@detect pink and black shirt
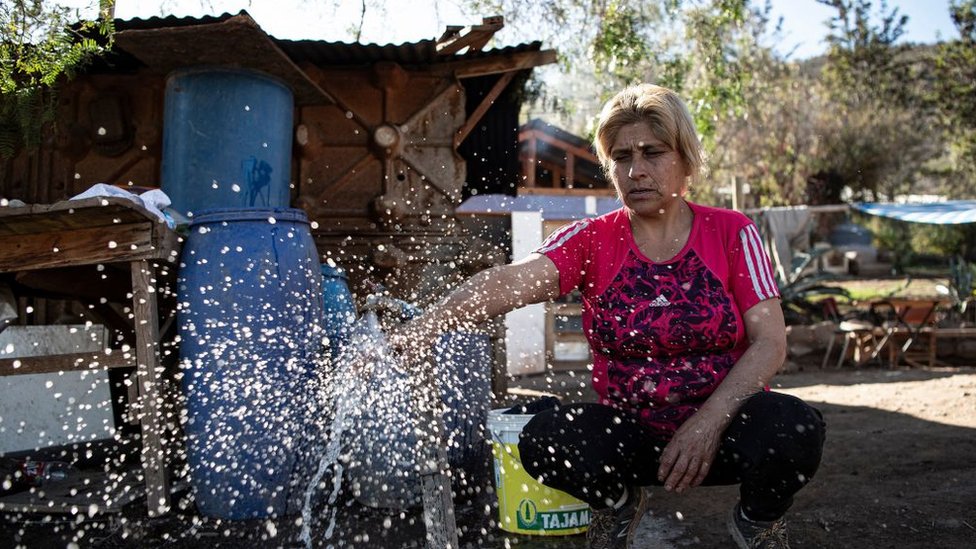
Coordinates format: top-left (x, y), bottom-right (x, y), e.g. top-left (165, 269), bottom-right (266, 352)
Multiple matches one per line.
top-left (535, 202), bottom-right (779, 437)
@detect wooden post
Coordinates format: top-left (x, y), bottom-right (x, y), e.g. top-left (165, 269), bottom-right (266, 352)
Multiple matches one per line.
top-left (131, 260), bottom-right (171, 516)
top-left (565, 153), bottom-right (575, 189)
top-left (732, 176), bottom-right (744, 211)
top-left (414, 361), bottom-right (460, 549)
top-left (523, 137), bottom-right (537, 187)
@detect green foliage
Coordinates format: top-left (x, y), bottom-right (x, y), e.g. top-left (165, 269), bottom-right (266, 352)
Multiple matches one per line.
top-left (855, 213), bottom-right (908, 269)
top-left (591, 2), bottom-right (656, 85)
top-left (911, 223), bottom-right (976, 261)
top-left (701, 5), bottom-right (821, 206)
top-left (465, 0), bottom-right (968, 206)
top-left (819, 0), bottom-right (910, 107)
top-left (931, 0), bottom-right (976, 198)
top-left (949, 255), bottom-right (975, 300)
top-left (776, 247), bottom-right (851, 325)
top-left (805, 0), bottom-right (941, 203)
top-left (857, 211), bottom-right (976, 274)
top-left (0, 0), bottom-right (114, 158)
top-left (681, 0), bottom-right (750, 146)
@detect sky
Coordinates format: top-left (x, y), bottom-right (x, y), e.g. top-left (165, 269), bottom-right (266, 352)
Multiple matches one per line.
top-left (60, 0), bottom-right (959, 60)
top-left (765, 0), bottom-right (959, 59)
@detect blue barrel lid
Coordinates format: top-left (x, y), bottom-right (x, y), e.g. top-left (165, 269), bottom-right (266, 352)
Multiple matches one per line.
top-left (188, 207), bottom-right (309, 227)
top-left (321, 262), bottom-right (348, 279)
top-left (167, 66), bottom-right (292, 94)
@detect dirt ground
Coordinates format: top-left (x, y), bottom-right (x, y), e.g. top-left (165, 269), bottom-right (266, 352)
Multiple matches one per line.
top-left (633, 360), bottom-right (976, 549)
top-left (2, 355), bottom-right (976, 548)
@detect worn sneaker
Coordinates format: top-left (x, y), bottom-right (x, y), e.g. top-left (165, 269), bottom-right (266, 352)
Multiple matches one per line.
top-left (728, 503), bottom-right (790, 548)
top-left (586, 486), bottom-right (650, 549)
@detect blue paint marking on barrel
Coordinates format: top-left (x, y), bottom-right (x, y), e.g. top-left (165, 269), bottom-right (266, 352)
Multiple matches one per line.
top-left (161, 68), bottom-right (294, 217)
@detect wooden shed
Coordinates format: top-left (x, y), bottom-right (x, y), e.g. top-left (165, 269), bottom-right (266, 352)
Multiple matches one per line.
top-left (0, 10), bottom-right (556, 514)
top-left (0, 11), bottom-right (556, 307)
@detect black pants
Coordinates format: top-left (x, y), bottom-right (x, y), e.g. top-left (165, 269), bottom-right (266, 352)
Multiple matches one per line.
top-left (518, 391), bottom-right (825, 521)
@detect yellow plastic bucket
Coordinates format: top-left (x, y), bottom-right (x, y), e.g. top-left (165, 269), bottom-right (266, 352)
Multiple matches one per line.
top-left (487, 408), bottom-right (590, 535)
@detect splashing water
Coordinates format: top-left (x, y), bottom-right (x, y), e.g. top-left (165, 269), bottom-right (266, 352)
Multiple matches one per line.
top-left (294, 308), bottom-right (493, 545)
top-left (298, 311), bottom-right (425, 546)
top-left (299, 360), bottom-right (362, 547)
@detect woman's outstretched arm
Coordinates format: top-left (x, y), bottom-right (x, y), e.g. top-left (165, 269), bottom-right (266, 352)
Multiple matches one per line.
top-left (391, 253), bottom-right (561, 360)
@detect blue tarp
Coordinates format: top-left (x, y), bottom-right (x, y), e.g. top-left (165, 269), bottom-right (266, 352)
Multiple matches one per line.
top-left (456, 193), bottom-right (621, 221)
top-left (852, 200), bottom-right (976, 225)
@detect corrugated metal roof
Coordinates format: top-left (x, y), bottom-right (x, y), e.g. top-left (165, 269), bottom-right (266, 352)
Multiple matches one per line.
top-left (113, 11), bottom-right (242, 31)
top-left (275, 40), bottom-right (544, 68)
top-left (274, 39), bottom-right (438, 66)
top-left (112, 10), bottom-right (547, 68)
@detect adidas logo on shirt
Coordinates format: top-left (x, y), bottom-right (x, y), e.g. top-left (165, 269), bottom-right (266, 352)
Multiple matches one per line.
top-left (649, 295), bottom-right (671, 307)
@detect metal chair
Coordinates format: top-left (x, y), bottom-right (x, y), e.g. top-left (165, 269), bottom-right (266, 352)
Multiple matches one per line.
top-left (820, 298), bottom-right (886, 369)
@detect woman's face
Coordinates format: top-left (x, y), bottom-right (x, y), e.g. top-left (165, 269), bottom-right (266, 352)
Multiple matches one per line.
top-left (608, 122), bottom-right (689, 217)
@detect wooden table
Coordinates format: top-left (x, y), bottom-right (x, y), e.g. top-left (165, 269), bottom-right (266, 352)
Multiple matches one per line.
top-left (871, 297), bottom-right (950, 368)
top-left (0, 197), bottom-right (180, 516)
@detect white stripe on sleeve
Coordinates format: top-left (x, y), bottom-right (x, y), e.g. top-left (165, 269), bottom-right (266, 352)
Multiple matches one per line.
top-left (748, 224), bottom-right (780, 297)
top-left (537, 219), bottom-right (591, 254)
top-left (740, 225), bottom-right (778, 300)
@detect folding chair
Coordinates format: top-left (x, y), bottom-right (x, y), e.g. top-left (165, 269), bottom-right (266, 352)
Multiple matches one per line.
top-left (820, 297), bottom-right (886, 369)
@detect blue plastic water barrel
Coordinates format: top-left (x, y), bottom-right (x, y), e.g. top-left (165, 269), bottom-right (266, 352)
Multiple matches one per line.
top-left (320, 264), bottom-right (356, 359)
top-left (348, 329), bottom-right (492, 509)
top-left (161, 67), bottom-right (294, 217)
top-left (434, 331), bottom-right (493, 478)
top-left (177, 208), bottom-right (324, 519)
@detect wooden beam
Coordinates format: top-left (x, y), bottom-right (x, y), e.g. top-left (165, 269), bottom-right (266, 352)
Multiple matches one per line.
top-left (428, 49), bottom-right (558, 79)
top-left (0, 351), bottom-right (135, 376)
top-left (114, 13), bottom-right (332, 106)
top-left (519, 128), bottom-right (600, 164)
top-left (298, 64), bottom-right (371, 129)
top-left (0, 222), bottom-right (158, 272)
top-left (438, 25), bottom-right (464, 43)
top-left (454, 71), bottom-right (516, 148)
top-left (436, 16), bottom-right (504, 56)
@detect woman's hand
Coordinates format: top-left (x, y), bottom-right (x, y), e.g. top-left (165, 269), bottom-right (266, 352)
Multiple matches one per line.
top-left (388, 317), bottom-right (438, 371)
top-left (656, 409), bottom-right (725, 493)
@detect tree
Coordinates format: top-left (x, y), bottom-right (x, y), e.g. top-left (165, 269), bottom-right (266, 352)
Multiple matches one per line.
top-left (469, 2), bottom-right (760, 118)
top-left (0, 0), bottom-right (114, 159)
top-left (932, 0), bottom-right (976, 198)
top-left (809, 0), bottom-right (941, 202)
top-left (708, 55), bottom-right (821, 207)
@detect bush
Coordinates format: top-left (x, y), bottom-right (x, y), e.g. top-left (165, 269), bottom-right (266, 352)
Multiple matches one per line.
top-left (855, 213), bottom-right (976, 272)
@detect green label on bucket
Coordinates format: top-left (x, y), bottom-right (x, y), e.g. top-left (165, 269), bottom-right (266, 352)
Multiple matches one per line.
top-left (516, 499), bottom-right (590, 531)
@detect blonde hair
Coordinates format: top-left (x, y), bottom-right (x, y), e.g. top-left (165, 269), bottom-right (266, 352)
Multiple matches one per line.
top-left (594, 83), bottom-right (705, 183)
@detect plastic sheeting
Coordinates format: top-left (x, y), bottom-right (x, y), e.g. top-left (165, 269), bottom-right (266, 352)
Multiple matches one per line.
top-left (852, 200), bottom-right (976, 224)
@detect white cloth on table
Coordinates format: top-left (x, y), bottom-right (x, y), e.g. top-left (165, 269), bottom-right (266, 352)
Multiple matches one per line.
top-left (70, 183), bottom-right (174, 228)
